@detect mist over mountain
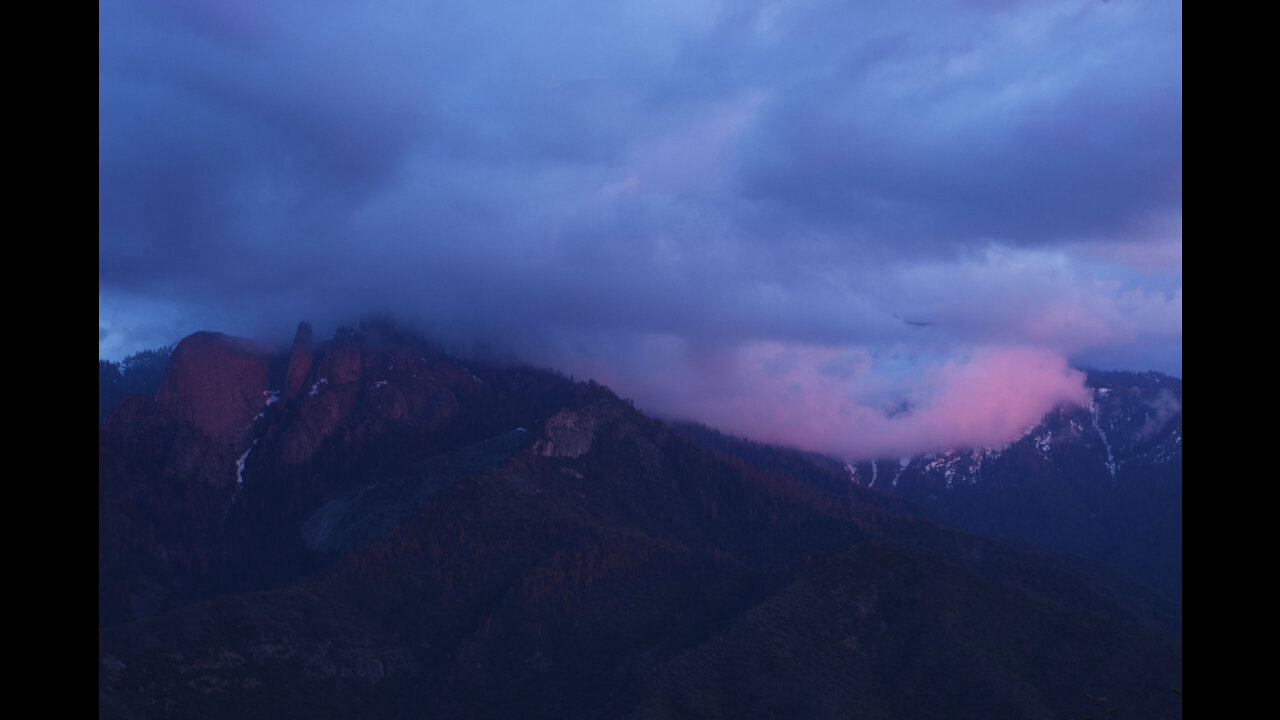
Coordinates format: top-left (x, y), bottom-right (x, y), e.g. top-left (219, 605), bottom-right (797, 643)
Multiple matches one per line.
top-left (853, 370), bottom-right (1182, 600)
top-left (676, 369), bottom-right (1182, 602)
top-left (99, 323), bottom-right (1181, 719)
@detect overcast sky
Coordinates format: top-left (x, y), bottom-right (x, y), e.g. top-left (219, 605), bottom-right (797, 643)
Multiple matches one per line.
top-left (99, 0), bottom-right (1181, 460)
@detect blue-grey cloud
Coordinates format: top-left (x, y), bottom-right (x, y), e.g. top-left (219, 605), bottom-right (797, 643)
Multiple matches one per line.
top-left (99, 0), bottom-right (1181, 455)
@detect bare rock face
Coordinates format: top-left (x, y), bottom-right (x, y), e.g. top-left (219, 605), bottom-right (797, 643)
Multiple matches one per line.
top-left (154, 332), bottom-right (273, 448)
top-left (269, 328), bottom-right (365, 466)
top-left (283, 321), bottom-right (315, 401)
top-left (535, 408), bottom-right (597, 458)
top-left (316, 327), bottom-right (363, 387)
top-left (535, 402), bottom-right (616, 458)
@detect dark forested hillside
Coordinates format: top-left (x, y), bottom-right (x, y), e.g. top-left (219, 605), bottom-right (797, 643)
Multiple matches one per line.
top-left (98, 324), bottom-right (1181, 719)
top-left (99, 346), bottom-right (174, 421)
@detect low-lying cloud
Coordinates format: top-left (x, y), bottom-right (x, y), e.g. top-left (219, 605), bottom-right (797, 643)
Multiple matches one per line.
top-left (537, 339), bottom-right (1090, 461)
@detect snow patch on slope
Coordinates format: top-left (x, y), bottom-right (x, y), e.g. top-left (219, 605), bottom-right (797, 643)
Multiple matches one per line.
top-left (919, 449), bottom-right (992, 490)
top-left (235, 441), bottom-right (256, 486)
top-left (1089, 391), bottom-right (1117, 482)
top-left (892, 456), bottom-right (910, 488)
top-left (1035, 431), bottom-right (1053, 458)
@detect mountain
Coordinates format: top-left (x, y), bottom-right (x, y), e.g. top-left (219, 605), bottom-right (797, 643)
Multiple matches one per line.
top-left (840, 371), bottom-right (1182, 601)
top-left (99, 323), bottom-right (1182, 719)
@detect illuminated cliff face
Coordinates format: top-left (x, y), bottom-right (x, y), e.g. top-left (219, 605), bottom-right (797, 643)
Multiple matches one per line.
top-left (154, 331), bottom-right (273, 449)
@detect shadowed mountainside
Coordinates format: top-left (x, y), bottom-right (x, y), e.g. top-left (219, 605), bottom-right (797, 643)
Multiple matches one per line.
top-left (99, 323), bottom-right (1181, 719)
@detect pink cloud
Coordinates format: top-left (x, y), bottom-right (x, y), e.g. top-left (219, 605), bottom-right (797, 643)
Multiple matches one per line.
top-left (554, 340), bottom-right (1090, 461)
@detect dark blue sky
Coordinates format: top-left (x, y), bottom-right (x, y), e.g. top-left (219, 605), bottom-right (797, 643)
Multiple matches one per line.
top-left (99, 0), bottom-right (1181, 459)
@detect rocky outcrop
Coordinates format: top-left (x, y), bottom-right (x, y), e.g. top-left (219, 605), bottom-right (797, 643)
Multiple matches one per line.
top-left (154, 332), bottom-right (273, 448)
top-left (535, 406), bottom-right (602, 458)
top-left (316, 327), bottom-right (363, 387)
top-left (265, 327), bottom-right (479, 467)
top-left (284, 321), bottom-right (316, 401)
top-left (268, 328), bottom-right (365, 466)
top-left (534, 399), bottom-right (672, 475)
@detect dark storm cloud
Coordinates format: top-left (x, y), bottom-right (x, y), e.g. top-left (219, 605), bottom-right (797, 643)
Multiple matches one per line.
top-left (740, 77), bottom-right (1182, 248)
top-left (100, 0), bottom-right (1181, 458)
top-left (730, 2), bottom-right (1181, 251)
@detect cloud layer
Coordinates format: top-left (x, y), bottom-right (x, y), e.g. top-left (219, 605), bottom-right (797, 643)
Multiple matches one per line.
top-left (100, 0), bottom-right (1181, 459)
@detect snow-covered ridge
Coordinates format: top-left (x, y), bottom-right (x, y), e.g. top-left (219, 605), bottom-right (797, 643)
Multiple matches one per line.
top-left (919, 449), bottom-right (994, 489)
top-left (868, 381), bottom-right (1181, 498)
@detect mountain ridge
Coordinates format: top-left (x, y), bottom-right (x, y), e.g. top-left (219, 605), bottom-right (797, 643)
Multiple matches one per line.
top-left (99, 322), bottom-right (1181, 719)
